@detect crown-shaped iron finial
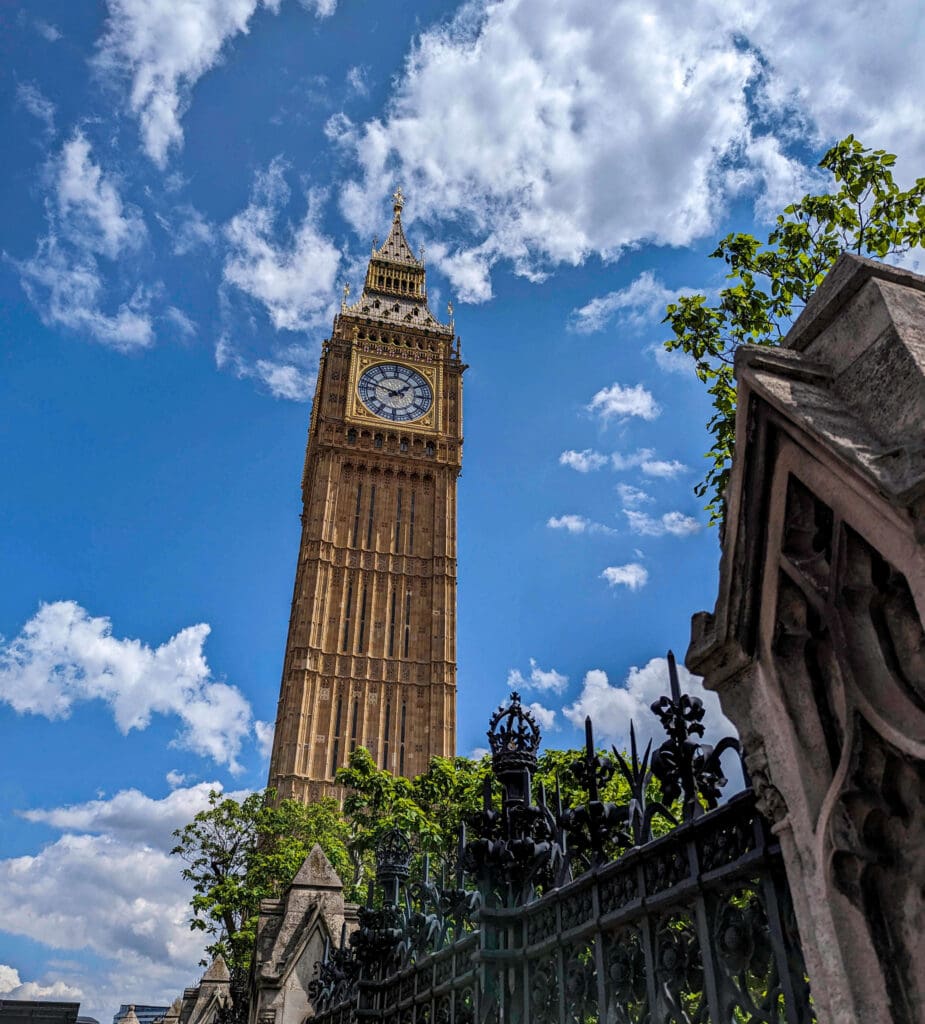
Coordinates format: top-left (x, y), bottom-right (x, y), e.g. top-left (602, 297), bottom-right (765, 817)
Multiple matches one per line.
top-left (487, 691), bottom-right (541, 763)
top-left (375, 828), bottom-right (412, 884)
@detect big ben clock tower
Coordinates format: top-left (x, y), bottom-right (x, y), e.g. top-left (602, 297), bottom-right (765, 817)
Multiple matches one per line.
top-left (268, 189), bottom-right (464, 803)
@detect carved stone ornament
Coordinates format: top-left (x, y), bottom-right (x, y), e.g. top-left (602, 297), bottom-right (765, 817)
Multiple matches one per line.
top-left (744, 743), bottom-right (789, 826)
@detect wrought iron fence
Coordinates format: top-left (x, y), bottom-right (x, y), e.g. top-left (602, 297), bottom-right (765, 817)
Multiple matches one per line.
top-left (309, 653), bottom-right (814, 1023)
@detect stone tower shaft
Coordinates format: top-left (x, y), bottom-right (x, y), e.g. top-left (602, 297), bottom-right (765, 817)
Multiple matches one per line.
top-left (268, 191), bottom-right (464, 802)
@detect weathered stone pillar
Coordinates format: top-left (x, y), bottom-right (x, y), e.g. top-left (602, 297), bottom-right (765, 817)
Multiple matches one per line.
top-left (250, 845), bottom-right (358, 1024)
top-left (688, 253), bottom-right (925, 1024)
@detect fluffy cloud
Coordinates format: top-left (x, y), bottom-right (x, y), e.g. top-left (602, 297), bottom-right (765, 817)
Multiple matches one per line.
top-left (641, 458), bottom-right (688, 478)
top-left (610, 449), bottom-right (656, 471)
top-left (254, 719), bottom-right (275, 759)
top-left (55, 133), bottom-right (146, 258)
top-left (16, 82), bottom-right (56, 136)
top-left (0, 965), bottom-right (82, 1001)
top-left (570, 271), bottom-right (699, 334)
top-left (16, 239), bottom-right (155, 351)
top-left (507, 658), bottom-right (568, 695)
top-left (588, 383), bottom-right (659, 423)
top-left (164, 305), bottom-right (197, 337)
top-left (215, 336), bottom-right (317, 401)
top-left (160, 204), bottom-right (215, 256)
top-left (624, 509), bottom-right (701, 537)
top-left (650, 344), bottom-right (696, 375)
top-left (527, 701), bottom-right (557, 733)
top-left (95, 0), bottom-right (336, 167)
top-left (335, 0), bottom-right (925, 300)
top-left (737, 1), bottom-right (925, 182)
top-left (558, 449), bottom-right (608, 473)
top-left (547, 515), bottom-right (615, 536)
top-left (34, 20), bottom-right (63, 42)
top-left (13, 134), bottom-right (154, 350)
top-left (0, 831), bottom-right (196, 965)
top-left (346, 65), bottom-right (368, 97)
top-left (20, 781), bottom-right (243, 850)
top-left (563, 657), bottom-right (737, 757)
top-left (617, 484), bottom-right (652, 507)
top-left (601, 563), bottom-right (649, 591)
top-left (223, 158), bottom-right (342, 331)
top-left (338, 0), bottom-right (757, 293)
top-left (0, 783), bottom-right (242, 1020)
top-left (0, 601), bottom-right (253, 770)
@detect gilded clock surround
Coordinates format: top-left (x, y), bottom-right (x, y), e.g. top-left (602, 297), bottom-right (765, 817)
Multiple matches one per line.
top-left (268, 189), bottom-right (465, 804)
top-left (348, 354), bottom-right (440, 430)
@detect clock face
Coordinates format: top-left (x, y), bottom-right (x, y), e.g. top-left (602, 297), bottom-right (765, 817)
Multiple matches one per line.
top-left (357, 363), bottom-right (433, 422)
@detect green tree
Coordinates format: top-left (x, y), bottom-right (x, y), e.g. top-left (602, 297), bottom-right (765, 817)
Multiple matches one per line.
top-left (663, 135), bottom-right (925, 522)
top-left (171, 788), bottom-right (351, 970)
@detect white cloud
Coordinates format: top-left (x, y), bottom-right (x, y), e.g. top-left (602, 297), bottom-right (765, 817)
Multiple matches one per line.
top-left (601, 563), bottom-right (649, 591)
top-left (12, 134), bottom-right (156, 351)
top-left (164, 306), bottom-right (196, 337)
top-left (0, 966), bottom-right (82, 1001)
top-left (15, 238), bottom-right (155, 351)
top-left (16, 82), bottom-right (56, 135)
top-left (346, 65), bottom-right (368, 96)
top-left (570, 271), bottom-right (698, 334)
top-left (650, 343), bottom-right (695, 376)
top-left (734, 132), bottom-right (826, 222)
top-left (547, 514), bottom-right (590, 534)
top-left (95, 0), bottom-right (336, 167)
top-left (611, 449), bottom-right (655, 471)
top-left (588, 383), bottom-right (659, 423)
top-left (0, 601), bottom-right (253, 771)
top-left (0, 834), bottom-right (193, 966)
top-left (335, 0), bottom-right (925, 300)
top-left (337, 0), bottom-right (758, 292)
top-left (738, 2), bottom-right (925, 184)
top-left (215, 336), bottom-right (317, 401)
top-left (254, 720), bottom-right (275, 759)
top-left (323, 112), bottom-right (357, 148)
top-left (428, 242), bottom-right (495, 304)
top-left (165, 204), bottom-right (215, 255)
top-left (0, 783), bottom-right (241, 1020)
top-left (223, 158), bottom-right (342, 331)
top-left (624, 509), bottom-right (701, 537)
top-left (35, 20), bottom-right (63, 42)
top-left (165, 769), bottom-right (186, 788)
top-left (20, 780), bottom-right (244, 851)
top-left (558, 449), bottom-right (608, 473)
top-left (562, 657), bottom-right (737, 757)
top-left (617, 483), bottom-right (652, 507)
top-left (55, 133), bottom-right (146, 258)
top-left (547, 514), bottom-right (615, 536)
top-left (527, 701), bottom-right (557, 733)
top-left (641, 458), bottom-right (688, 478)
top-left (507, 658), bottom-right (568, 695)
top-left (469, 746), bottom-right (489, 760)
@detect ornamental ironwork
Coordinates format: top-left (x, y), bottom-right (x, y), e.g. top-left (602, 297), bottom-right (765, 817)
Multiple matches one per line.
top-left (309, 653), bottom-right (815, 1024)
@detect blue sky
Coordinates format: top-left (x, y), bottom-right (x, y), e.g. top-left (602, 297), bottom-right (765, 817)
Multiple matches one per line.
top-left (1, 0), bottom-right (923, 1016)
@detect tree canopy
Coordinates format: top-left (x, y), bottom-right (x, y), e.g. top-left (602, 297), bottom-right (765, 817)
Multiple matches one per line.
top-left (663, 135), bottom-right (925, 522)
top-left (170, 743), bottom-right (648, 971)
top-left (171, 788), bottom-right (352, 969)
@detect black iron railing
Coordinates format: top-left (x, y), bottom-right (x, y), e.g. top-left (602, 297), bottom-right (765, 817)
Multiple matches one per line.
top-left (309, 653), bottom-right (814, 1024)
